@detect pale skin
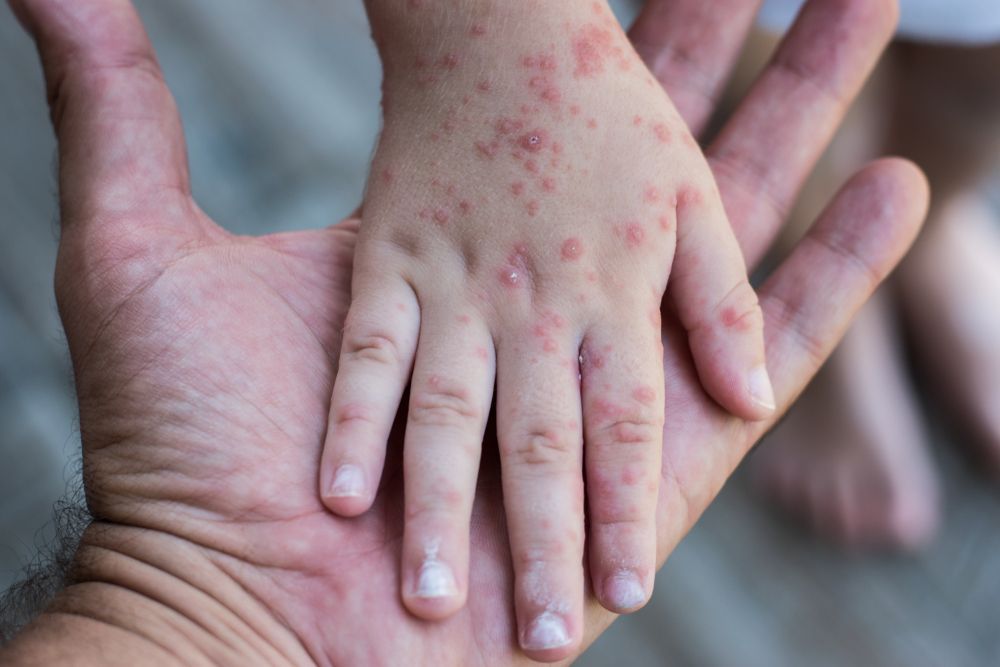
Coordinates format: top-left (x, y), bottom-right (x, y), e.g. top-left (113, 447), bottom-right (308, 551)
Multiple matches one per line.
top-left (0, 0), bottom-right (922, 665)
top-left (322, 1), bottom-right (776, 642)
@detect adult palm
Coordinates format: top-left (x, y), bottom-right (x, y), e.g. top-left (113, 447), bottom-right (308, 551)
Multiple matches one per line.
top-left (10, 0), bottom-right (922, 665)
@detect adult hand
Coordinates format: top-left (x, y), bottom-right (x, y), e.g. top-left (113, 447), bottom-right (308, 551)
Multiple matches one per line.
top-left (0, 0), bottom-right (923, 665)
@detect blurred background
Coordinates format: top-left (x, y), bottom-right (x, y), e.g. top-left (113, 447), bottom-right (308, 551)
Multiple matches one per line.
top-left (2, 1), bottom-right (1000, 665)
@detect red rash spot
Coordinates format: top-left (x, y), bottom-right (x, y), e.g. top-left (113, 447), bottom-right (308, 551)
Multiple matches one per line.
top-left (396, 302), bottom-right (407, 312)
top-left (433, 209), bottom-right (450, 225)
top-left (470, 24), bottom-right (487, 37)
top-left (677, 187), bottom-right (703, 211)
top-left (511, 181), bottom-right (525, 196)
top-left (633, 115), bottom-right (643, 126)
top-left (380, 168), bottom-right (393, 184)
top-left (543, 339), bottom-right (559, 354)
top-left (541, 177), bottom-right (556, 192)
top-left (552, 142), bottom-right (563, 154)
top-left (572, 24), bottom-right (614, 77)
top-left (643, 186), bottom-right (661, 203)
top-left (527, 200), bottom-right (540, 216)
top-left (475, 140), bottom-right (500, 159)
top-left (586, 118), bottom-right (598, 129)
top-left (569, 104), bottom-right (581, 116)
top-left (653, 123), bottom-right (671, 143)
top-left (496, 117), bottom-right (524, 135)
top-left (459, 200), bottom-right (472, 215)
top-left (632, 386), bottom-right (657, 405)
top-left (560, 237), bottom-right (584, 261)
top-left (625, 223), bottom-right (646, 248)
top-left (499, 245), bottom-right (531, 289)
top-left (476, 79), bottom-right (492, 93)
top-left (621, 466), bottom-right (639, 486)
top-left (475, 346), bottom-right (489, 361)
top-left (525, 159), bottom-right (539, 173)
top-left (520, 130), bottom-right (548, 152)
top-left (658, 214), bottom-right (674, 231)
top-left (439, 53), bottom-right (460, 70)
top-left (457, 314), bottom-right (472, 325)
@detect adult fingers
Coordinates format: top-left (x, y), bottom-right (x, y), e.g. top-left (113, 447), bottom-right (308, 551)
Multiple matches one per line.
top-left (707, 0), bottom-right (900, 267)
top-left (11, 0), bottom-right (195, 232)
top-left (628, 0), bottom-right (763, 136)
top-left (756, 158), bottom-right (928, 433)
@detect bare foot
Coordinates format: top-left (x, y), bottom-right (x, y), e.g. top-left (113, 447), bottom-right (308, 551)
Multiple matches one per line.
top-left (898, 194), bottom-right (1000, 473)
top-left (752, 292), bottom-right (940, 550)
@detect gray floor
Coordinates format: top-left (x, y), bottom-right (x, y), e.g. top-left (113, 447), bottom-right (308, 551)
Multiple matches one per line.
top-left (1, 2), bottom-right (999, 665)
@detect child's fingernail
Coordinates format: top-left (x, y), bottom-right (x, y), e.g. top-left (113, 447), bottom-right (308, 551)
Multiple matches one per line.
top-left (414, 557), bottom-right (458, 599)
top-left (604, 570), bottom-right (647, 610)
top-left (328, 464), bottom-right (365, 498)
top-left (748, 365), bottom-right (776, 412)
top-left (522, 611), bottom-right (571, 651)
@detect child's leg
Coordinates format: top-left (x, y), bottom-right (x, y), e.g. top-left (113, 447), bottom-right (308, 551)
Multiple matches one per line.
top-left (753, 290), bottom-right (940, 549)
top-left (890, 42), bottom-right (1000, 470)
top-left (747, 38), bottom-right (941, 549)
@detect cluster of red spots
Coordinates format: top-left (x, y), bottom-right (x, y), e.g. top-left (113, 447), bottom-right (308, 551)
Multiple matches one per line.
top-left (498, 243), bottom-right (532, 289)
top-left (632, 385), bottom-right (657, 405)
top-left (560, 237), bottom-right (584, 261)
top-left (521, 52), bottom-right (558, 71)
top-left (652, 123), bottom-right (671, 144)
top-left (572, 24), bottom-right (628, 78)
top-left (528, 74), bottom-right (562, 105)
top-left (469, 23), bottom-right (487, 37)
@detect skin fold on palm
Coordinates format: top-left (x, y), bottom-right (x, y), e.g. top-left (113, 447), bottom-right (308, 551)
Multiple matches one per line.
top-left (3, 0), bottom-right (925, 665)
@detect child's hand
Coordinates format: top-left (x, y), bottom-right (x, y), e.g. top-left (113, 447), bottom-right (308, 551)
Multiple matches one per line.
top-left (321, 0), bottom-right (774, 658)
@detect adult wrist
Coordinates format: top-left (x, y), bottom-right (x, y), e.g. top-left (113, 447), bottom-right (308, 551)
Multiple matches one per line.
top-left (0, 522), bottom-right (311, 666)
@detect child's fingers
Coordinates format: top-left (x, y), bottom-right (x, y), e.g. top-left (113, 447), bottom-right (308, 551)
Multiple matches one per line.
top-left (401, 305), bottom-right (495, 619)
top-left (496, 332), bottom-right (585, 662)
top-left (670, 187), bottom-right (775, 420)
top-left (320, 271), bottom-right (419, 515)
top-left (580, 318), bottom-right (664, 614)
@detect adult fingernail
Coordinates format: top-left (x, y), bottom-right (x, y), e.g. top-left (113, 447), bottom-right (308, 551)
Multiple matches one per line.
top-left (748, 365), bottom-right (776, 413)
top-left (604, 570), bottom-right (647, 611)
top-left (414, 558), bottom-right (458, 599)
top-left (522, 611), bottom-right (571, 651)
top-left (328, 464), bottom-right (365, 498)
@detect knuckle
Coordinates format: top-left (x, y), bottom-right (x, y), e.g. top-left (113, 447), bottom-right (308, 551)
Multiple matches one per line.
top-left (703, 279), bottom-right (764, 336)
top-left (503, 428), bottom-right (578, 468)
top-left (409, 379), bottom-right (481, 428)
top-left (343, 327), bottom-right (404, 367)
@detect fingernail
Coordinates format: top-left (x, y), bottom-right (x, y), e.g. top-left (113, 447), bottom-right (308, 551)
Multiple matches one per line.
top-left (522, 611), bottom-right (571, 651)
top-left (414, 558), bottom-right (458, 599)
top-left (328, 464), bottom-right (365, 498)
top-left (748, 365), bottom-right (776, 412)
top-left (604, 570), bottom-right (647, 610)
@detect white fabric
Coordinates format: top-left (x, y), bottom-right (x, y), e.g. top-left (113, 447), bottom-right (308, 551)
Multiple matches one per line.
top-left (759, 0), bottom-right (1000, 45)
